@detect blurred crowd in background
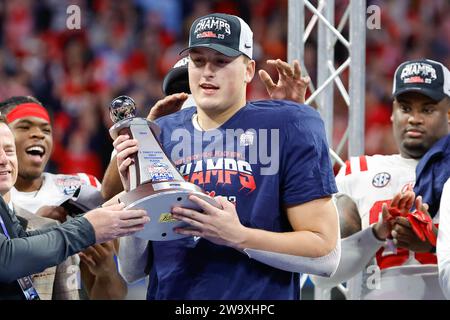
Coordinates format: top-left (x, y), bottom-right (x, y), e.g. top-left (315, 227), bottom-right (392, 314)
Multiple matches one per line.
top-left (1, 0), bottom-right (449, 180)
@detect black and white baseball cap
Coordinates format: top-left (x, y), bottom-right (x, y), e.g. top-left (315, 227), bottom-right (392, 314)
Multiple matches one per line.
top-left (162, 57), bottom-right (190, 95)
top-left (180, 13), bottom-right (253, 59)
top-left (392, 59), bottom-right (450, 101)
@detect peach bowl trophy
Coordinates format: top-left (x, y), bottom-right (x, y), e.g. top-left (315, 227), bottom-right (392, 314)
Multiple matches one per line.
top-left (109, 95), bottom-right (219, 241)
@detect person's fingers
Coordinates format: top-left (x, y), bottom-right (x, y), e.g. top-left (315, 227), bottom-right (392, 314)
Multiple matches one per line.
top-left (173, 92), bottom-right (189, 101)
top-left (171, 211), bottom-right (204, 229)
top-left (188, 194), bottom-right (222, 214)
top-left (403, 191), bottom-right (415, 211)
top-left (81, 246), bottom-right (95, 256)
top-left (112, 134), bottom-right (128, 148)
top-left (116, 140), bottom-right (138, 157)
top-left (266, 59), bottom-right (277, 65)
top-left (83, 245), bottom-right (102, 261)
top-left (174, 226), bottom-right (202, 237)
top-left (276, 59), bottom-right (293, 77)
top-left (415, 196), bottom-right (432, 219)
top-left (293, 60), bottom-right (302, 79)
top-left (274, 60), bottom-right (290, 79)
top-left (258, 69), bottom-right (276, 91)
top-left (397, 194), bottom-right (407, 210)
top-left (396, 234), bottom-right (415, 245)
top-left (390, 192), bottom-right (401, 208)
top-left (391, 229), bottom-right (414, 245)
top-left (79, 253), bottom-right (96, 268)
top-left (396, 240), bottom-right (411, 249)
top-left (119, 215), bottom-right (150, 228)
top-left (113, 134), bottom-right (133, 149)
top-left (301, 76), bottom-right (311, 85)
top-left (415, 196), bottom-right (423, 212)
top-left (172, 93), bottom-right (189, 108)
top-left (38, 206), bottom-right (68, 222)
top-left (393, 216), bottom-right (412, 229)
top-left (393, 223), bottom-right (414, 238)
top-left (102, 201), bottom-right (126, 210)
top-left (397, 196), bottom-right (408, 211)
top-left (92, 243), bottom-right (110, 257)
top-left (116, 144), bottom-right (138, 173)
top-left (147, 93), bottom-right (190, 121)
top-left (381, 203), bottom-right (391, 223)
top-left (54, 207), bottom-right (68, 218)
top-left (265, 59), bottom-right (279, 70)
top-left (215, 196), bottom-right (233, 211)
top-left (151, 98), bottom-right (165, 110)
top-left (118, 157), bottom-right (134, 175)
top-left (160, 93), bottom-right (189, 109)
top-left (119, 224), bottom-right (147, 237)
top-left (99, 241), bottom-right (117, 255)
top-left (171, 206), bottom-right (208, 224)
top-left (392, 227), bottom-right (414, 243)
top-left (391, 229), bottom-right (397, 238)
top-left (118, 208), bottom-right (147, 219)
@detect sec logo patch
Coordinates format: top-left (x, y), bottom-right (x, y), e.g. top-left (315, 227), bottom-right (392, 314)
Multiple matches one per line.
top-left (372, 172), bottom-right (391, 188)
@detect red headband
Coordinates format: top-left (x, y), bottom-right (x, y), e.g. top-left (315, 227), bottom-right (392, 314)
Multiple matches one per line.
top-left (6, 103), bottom-right (50, 124)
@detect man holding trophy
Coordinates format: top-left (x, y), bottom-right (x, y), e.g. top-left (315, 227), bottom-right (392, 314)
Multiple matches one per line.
top-left (106, 13), bottom-right (340, 300)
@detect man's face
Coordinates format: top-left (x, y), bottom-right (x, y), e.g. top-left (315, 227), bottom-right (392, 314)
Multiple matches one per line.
top-left (9, 117), bottom-right (53, 180)
top-left (391, 92), bottom-right (450, 159)
top-left (0, 123), bottom-right (18, 195)
top-left (188, 47), bottom-right (255, 113)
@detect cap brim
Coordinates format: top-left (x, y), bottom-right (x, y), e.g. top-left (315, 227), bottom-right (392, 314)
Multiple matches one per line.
top-left (393, 87), bottom-right (446, 102)
top-left (162, 66), bottom-right (190, 96)
top-left (179, 43), bottom-right (242, 57)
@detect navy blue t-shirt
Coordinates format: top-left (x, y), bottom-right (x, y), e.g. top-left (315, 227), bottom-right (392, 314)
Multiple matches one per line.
top-left (147, 100), bottom-right (337, 300)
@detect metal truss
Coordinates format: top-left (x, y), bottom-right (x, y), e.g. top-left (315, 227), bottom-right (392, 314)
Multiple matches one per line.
top-left (288, 0), bottom-right (367, 299)
top-left (288, 0), bottom-right (366, 164)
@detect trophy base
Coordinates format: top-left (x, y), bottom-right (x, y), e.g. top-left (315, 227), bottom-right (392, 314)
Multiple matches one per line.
top-left (119, 182), bottom-right (219, 241)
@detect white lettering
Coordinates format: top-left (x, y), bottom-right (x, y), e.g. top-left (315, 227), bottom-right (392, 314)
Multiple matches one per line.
top-left (366, 5), bottom-right (381, 30)
top-left (366, 265), bottom-right (381, 290)
top-left (194, 17), bottom-right (231, 35)
top-left (66, 5), bottom-right (81, 30)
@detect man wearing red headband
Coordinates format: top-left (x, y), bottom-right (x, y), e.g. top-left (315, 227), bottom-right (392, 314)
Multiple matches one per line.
top-left (0, 96), bottom-right (127, 300)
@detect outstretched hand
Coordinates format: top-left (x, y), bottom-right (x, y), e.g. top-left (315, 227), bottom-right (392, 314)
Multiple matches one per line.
top-left (84, 202), bottom-right (149, 244)
top-left (258, 59), bottom-right (310, 104)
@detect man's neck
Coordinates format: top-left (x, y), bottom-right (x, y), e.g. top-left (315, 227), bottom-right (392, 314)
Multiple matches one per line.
top-left (197, 102), bottom-right (246, 130)
top-left (1, 192), bottom-right (10, 203)
top-left (15, 175), bottom-right (44, 193)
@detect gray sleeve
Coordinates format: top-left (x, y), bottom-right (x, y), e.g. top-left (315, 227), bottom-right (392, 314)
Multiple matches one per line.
top-left (0, 217), bottom-right (96, 283)
top-left (244, 236), bottom-right (341, 277)
top-left (117, 236), bottom-right (150, 283)
top-left (310, 227), bottom-right (385, 288)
